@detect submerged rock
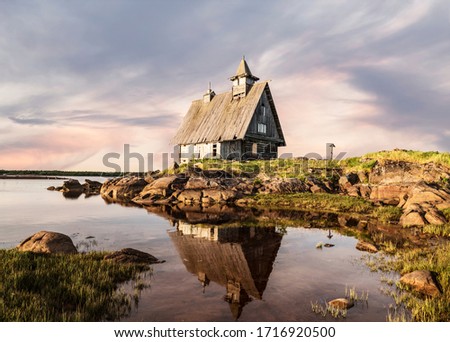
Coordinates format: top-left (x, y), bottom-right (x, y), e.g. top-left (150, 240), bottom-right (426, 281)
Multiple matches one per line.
top-left (17, 231), bottom-right (78, 254)
top-left (48, 179), bottom-right (104, 197)
top-left (400, 270), bottom-right (441, 297)
top-left (356, 241), bottom-right (378, 253)
top-left (104, 248), bottom-right (163, 264)
top-left (328, 298), bottom-right (354, 310)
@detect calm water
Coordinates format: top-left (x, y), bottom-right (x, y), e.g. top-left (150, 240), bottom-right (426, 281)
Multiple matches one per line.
top-left (0, 178), bottom-right (397, 322)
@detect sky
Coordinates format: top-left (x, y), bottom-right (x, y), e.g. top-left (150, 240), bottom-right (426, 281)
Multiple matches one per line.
top-left (1, 0), bottom-right (449, 171)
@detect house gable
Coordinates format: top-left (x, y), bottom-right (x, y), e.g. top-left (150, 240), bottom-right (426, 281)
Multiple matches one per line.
top-left (244, 85), bottom-right (285, 145)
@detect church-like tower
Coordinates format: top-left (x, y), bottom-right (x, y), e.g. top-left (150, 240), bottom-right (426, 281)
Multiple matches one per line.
top-left (229, 56), bottom-right (260, 99)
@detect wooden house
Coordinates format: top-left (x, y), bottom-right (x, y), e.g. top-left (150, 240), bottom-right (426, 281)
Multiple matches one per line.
top-left (173, 57), bottom-right (286, 163)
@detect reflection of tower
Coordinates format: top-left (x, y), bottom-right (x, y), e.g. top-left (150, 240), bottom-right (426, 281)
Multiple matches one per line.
top-left (198, 272), bottom-right (210, 293)
top-left (169, 225), bottom-right (283, 320)
top-left (327, 229), bottom-right (333, 239)
top-left (225, 280), bottom-right (251, 321)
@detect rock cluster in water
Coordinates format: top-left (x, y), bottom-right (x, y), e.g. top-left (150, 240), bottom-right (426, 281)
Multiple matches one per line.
top-left (48, 179), bottom-right (103, 198)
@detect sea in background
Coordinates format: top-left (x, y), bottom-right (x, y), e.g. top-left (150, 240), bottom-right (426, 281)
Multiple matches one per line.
top-left (0, 178), bottom-right (397, 322)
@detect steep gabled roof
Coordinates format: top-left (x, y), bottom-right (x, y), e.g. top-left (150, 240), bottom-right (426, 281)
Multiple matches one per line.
top-left (173, 82), bottom-right (285, 145)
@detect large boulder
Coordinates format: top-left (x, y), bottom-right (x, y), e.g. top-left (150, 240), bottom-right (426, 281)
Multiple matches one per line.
top-left (100, 177), bottom-right (148, 202)
top-left (17, 231), bottom-right (78, 254)
top-left (369, 184), bottom-right (410, 206)
top-left (369, 160), bottom-right (449, 185)
top-left (176, 190), bottom-right (203, 203)
top-left (259, 178), bottom-right (308, 194)
top-left (400, 210), bottom-right (428, 227)
top-left (185, 177), bottom-right (212, 190)
top-left (400, 270), bottom-right (441, 297)
top-left (61, 179), bottom-right (84, 194)
top-left (136, 175), bottom-right (189, 198)
top-left (202, 189), bottom-right (223, 202)
top-left (399, 183), bottom-right (450, 226)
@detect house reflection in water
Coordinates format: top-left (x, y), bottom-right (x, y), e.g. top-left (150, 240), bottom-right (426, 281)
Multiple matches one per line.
top-left (168, 223), bottom-right (283, 320)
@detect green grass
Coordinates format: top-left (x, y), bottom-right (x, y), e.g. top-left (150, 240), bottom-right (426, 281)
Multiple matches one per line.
top-left (0, 250), bottom-right (150, 321)
top-left (167, 149), bottom-right (450, 180)
top-left (442, 208), bottom-right (450, 221)
top-left (339, 150), bottom-right (450, 173)
top-left (250, 193), bottom-right (374, 214)
top-left (374, 206), bottom-right (403, 223)
top-left (364, 150), bottom-right (450, 168)
top-left (169, 158), bottom-right (339, 180)
top-left (422, 224), bottom-right (450, 237)
top-left (339, 157), bottom-right (378, 172)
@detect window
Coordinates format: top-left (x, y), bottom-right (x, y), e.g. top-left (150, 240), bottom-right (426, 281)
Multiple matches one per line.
top-left (257, 123), bottom-right (267, 134)
top-left (258, 104), bottom-right (267, 134)
top-left (212, 144), bottom-right (217, 157)
top-left (252, 143), bottom-right (258, 154)
top-left (260, 104), bottom-right (266, 123)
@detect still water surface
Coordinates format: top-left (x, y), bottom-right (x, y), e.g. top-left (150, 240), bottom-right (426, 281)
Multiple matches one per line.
top-left (0, 178), bottom-right (396, 321)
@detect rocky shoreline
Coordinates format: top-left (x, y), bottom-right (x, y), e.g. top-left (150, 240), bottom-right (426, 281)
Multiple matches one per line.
top-left (93, 159), bottom-right (450, 228)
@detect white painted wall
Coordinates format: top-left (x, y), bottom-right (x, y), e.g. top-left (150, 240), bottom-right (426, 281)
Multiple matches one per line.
top-left (179, 142), bottom-right (221, 163)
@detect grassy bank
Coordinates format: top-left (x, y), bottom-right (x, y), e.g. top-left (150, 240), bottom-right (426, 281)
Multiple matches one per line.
top-left (249, 193), bottom-right (374, 214)
top-left (245, 193), bottom-right (405, 223)
top-left (364, 150), bottom-right (450, 168)
top-left (375, 242), bottom-right (450, 322)
top-left (169, 158), bottom-right (339, 179)
top-left (0, 250), bottom-right (150, 321)
top-left (341, 150), bottom-right (450, 172)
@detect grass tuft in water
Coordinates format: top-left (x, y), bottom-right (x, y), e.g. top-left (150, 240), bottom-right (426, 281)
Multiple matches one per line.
top-left (310, 301), bottom-right (347, 319)
top-left (345, 286), bottom-right (369, 303)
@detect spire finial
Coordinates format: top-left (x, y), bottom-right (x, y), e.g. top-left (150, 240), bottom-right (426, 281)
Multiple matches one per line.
top-left (208, 81), bottom-right (211, 91)
top-left (242, 55), bottom-right (245, 60)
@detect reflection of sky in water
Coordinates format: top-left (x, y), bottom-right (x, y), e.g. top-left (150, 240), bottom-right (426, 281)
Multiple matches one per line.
top-left (0, 178), bottom-right (169, 251)
top-left (0, 179), bottom-right (396, 322)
